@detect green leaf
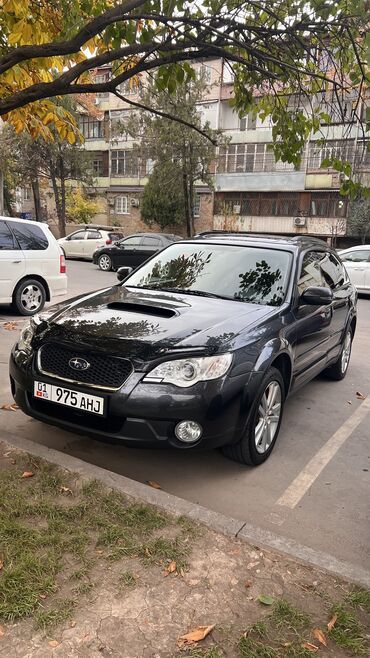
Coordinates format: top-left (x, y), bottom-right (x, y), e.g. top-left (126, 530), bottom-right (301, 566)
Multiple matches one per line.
top-left (257, 595), bottom-right (275, 606)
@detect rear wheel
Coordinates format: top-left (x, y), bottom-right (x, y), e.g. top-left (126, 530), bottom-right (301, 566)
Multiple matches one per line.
top-left (13, 279), bottom-right (46, 316)
top-left (223, 367), bottom-right (285, 466)
top-left (324, 328), bottom-right (352, 381)
top-left (98, 254), bottom-right (112, 271)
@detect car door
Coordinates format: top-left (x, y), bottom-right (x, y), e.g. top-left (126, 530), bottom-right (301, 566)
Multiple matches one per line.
top-left (293, 250), bottom-right (335, 378)
top-left (65, 230), bottom-right (87, 258)
top-left (0, 221), bottom-right (25, 303)
top-left (84, 230), bottom-right (103, 259)
top-left (137, 236), bottom-right (163, 265)
top-left (114, 236), bottom-right (143, 268)
top-left (340, 249), bottom-right (370, 291)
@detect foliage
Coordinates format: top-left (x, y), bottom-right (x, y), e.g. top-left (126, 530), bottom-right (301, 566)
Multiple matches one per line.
top-left (127, 74), bottom-right (222, 235)
top-left (347, 197), bottom-right (370, 244)
top-left (140, 161), bottom-right (185, 230)
top-left (65, 187), bottom-right (99, 224)
top-left (0, 0), bottom-right (368, 183)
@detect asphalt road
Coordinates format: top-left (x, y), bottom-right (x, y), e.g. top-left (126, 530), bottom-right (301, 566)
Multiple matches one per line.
top-left (1, 260), bottom-right (369, 575)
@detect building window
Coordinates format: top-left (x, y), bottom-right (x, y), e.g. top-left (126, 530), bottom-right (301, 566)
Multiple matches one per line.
top-left (197, 63), bottom-right (212, 83)
top-left (118, 79), bottom-right (140, 96)
top-left (110, 109), bottom-right (131, 139)
top-left (79, 116), bottom-right (104, 139)
top-left (92, 158), bottom-right (104, 176)
top-left (23, 187), bottom-right (31, 201)
top-left (239, 117), bottom-right (247, 131)
top-left (115, 196), bottom-right (128, 214)
top-left (310, 193), bottom-right (347, 217)
top-left (193, 193), bottom-right (201, 217)
top-left (307, 140), bottom-right (355, 170)
top-left (218, 143), bottom-right (293, 173)
top-left (95, 72), bottom-right (109, 99)
top-left (111, 150), bottom-right (138, 176)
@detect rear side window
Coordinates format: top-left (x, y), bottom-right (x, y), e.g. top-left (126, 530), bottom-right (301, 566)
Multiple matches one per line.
top-left (142, 236), bottom-right (161, 247)
top-left (341, 250), bottom-right (370, 263)
top-left (10, 221), bottom-right (49, 250)
top-left (0, 222), bottom-right (16, 250)
top-left (108, 232), bottom-right (124, 241)
top-left (87, 230), bottom-right (101, 239)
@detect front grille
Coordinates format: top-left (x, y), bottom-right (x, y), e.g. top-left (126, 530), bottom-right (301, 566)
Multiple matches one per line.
top-left (38, 342), bottom-right (133, 390)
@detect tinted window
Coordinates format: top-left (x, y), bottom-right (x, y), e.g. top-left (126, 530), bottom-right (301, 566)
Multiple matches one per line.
top-left (69, 231), bottom-right (86, 241)
top-left (142, 236), bottom-right (161, 247)
top-left (0, 222), bottom-right (17, 250)
top-left (10, 221), bottom-right (48, 250)
top-left (121, 236), bottom-right (142, 246)
top-left (126, 243), bottom-right (292, 306)
top-left (341, 250), bottom-right (370, 263)
top-left (298, 251), bottom-right (344, 293)
top-left (87, 230), bottom-right (101, 239)
top-left (108, 232), bottom-right (124, 241)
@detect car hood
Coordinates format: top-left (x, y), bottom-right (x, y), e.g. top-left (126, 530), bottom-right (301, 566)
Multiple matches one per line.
top-left (39, 285), bottom-right (275, 361)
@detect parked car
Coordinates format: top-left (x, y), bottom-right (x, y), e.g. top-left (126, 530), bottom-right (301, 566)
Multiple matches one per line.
top-left (10, 232), bottom-right (356, 464)
top-left (93, 233), bottom-right (182, 271)
top-left (338, 245), bottom-right (370, 293)
top-left (58, 226), bottom-right (124, 261)
top-left (0, 216), bottom-right (67, 316)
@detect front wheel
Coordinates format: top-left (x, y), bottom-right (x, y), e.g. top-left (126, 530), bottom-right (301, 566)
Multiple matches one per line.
top-left (98, 254), bottom-right (112, 271)
top-left (324, 328), bottom-right (352, 381)
top-left (223, 367), bottom-right (285, 466)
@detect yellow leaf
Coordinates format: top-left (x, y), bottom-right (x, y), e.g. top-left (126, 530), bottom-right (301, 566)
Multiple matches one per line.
top-left (164, 560), bottom-right (177, 575)
top-left (327, 614), bottom-right (337, 631)
top-left (313, 628), bottom-right (327, 646)
top-left (21, 471), bottom-right (34, 479)
top-left (178, 625), bottom-right (215, 647)
top-left (146, 480), bottom-right (161, 489)
top-left (301, 642), bottom-right (318, 652)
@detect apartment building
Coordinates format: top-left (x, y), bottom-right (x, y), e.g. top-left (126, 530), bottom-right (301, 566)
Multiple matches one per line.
top-left (13, 58), bottom-right (370, 240)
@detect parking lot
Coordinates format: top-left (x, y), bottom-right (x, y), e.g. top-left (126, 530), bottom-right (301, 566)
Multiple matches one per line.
top-left (1, 260), bottom-right (369, 576)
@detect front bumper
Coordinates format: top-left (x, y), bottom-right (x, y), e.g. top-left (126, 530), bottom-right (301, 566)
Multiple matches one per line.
top-left (10, 349), bottom-right (259, 451)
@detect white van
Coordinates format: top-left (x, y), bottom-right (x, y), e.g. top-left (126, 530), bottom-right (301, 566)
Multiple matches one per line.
top-left (0, 216), bottom-right (67, 315)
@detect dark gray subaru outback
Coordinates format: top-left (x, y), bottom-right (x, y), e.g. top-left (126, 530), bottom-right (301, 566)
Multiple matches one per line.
top-left (10, 232), bottom-right (357, 465)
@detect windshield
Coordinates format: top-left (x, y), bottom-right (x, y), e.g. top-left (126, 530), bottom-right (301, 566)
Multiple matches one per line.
top-left (125, 243), bottom-right (292, 306)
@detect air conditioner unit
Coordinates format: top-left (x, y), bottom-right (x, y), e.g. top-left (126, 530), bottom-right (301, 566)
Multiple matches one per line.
top-left (232, 204), bottom-right (241, 214)
top-left (294, 216), bottom-right (307, 227)
top-left (130, 197), bottom-right (140, 207)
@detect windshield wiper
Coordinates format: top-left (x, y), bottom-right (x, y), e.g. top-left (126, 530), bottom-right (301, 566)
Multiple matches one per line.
top-left (127, 285), bottom-right (235, 301)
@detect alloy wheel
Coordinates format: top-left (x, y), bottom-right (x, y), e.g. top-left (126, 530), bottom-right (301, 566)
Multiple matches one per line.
top-left (99, 255), bottom-right (111, 271)
top-left (255, 380), bottom-right (282, 454)
top-left (341, 331), bottom-right (352, 374)
top-left (20, 285), bottom-right (43, 312)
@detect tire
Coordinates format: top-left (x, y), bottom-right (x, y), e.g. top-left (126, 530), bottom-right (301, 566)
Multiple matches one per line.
top-left (13, 279), bottom-right (46, 316)
top-left (324, 328), bottom-right (352, 381)
top-left (222, 367), bottom-right (285, 466)
top-left (98, 253), bottom-right (112, 271)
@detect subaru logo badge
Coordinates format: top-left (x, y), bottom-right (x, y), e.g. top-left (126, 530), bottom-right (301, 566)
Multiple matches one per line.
top-left (68, 357), bottom-right (90, 371)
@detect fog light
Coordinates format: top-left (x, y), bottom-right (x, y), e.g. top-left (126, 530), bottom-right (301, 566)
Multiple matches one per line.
top-left (175, 420), bottom-right (202, 443)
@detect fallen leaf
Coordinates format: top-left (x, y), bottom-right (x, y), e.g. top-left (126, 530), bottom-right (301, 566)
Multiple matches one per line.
top-left (327, 614), bottom-right (337, 631)
top-left (21, 471), bottom-right (34, 479)
top-left (60, 486), bottom-right (73, 495)
top-left (164, 560), bottom-right (177, 575)
top-left (257, 594), bottom-right (275, 606)
top-left (177, 624), bottom-right (215, 647)
top-left (302, 642), bottom-right (318, 652)
top-left (48, 640), bottom-right (60, 648)
top-left (70, 620), bottom-right (76, 628)
top-left (245, 580), bottom-right (252, 588)
top-left (0, 625), bottom-right (5, 637)
top-left (39, 593), bottom-right (47, 599)
top-left (246, 560), bottom-right (260, 569)
top-left (3, 322), bottom-right (18, 331)
top-left (0, 559), bottom-right (3, 571)
top-left (313, 628), bottom-right (327, 646)
top-left (356, 391), bottom-right (366, 400)
top-left (146, 480), bottom-right (161, 489)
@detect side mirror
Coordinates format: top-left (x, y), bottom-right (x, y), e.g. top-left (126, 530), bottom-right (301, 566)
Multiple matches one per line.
top-left (117, 266), bottom-right (133, 282)
top-left (300, 286), bottom-right (333, 306)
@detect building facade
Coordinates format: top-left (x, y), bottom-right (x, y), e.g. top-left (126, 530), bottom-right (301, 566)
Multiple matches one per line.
top-left (12, 59), bottom-right (370, 241)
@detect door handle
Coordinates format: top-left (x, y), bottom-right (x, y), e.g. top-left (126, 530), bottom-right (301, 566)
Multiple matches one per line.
top-left (12, 260), bottom-right (22, 264)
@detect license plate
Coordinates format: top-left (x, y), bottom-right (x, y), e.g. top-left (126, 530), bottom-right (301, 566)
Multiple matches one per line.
top-left (34, 381), bottom-right (104, 416)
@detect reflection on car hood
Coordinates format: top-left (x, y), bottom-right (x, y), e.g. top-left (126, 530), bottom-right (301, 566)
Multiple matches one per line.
top-left (40, 285), bottom-right (275, 360)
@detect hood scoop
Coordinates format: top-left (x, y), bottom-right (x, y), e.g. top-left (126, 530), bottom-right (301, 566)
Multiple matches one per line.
top-left (107, 301), bottom-right (176, 319)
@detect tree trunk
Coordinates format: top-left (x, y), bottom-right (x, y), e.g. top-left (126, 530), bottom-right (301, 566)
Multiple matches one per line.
top-left (3, 183), bottom-right (14, 216)
top-left (59, 154), bottom-right (67, 237)
top-left (51, 174), bottom-right (65, 237)
top-left (188, 175), bottom-right (195, 237)
top-left (31, 178), bottom-right (42, 221)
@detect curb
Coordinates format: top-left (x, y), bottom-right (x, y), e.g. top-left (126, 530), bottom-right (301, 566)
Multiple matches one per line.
top-left (4, 433), bottom-right (370, 589)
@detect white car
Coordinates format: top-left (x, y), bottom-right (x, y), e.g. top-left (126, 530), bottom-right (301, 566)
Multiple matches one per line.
top-left (0, 216), bottom-right (67, 315)
top-left (339, 245), bottom-right (370, 293)
top-left (58, 226), bottom-right (124, 261)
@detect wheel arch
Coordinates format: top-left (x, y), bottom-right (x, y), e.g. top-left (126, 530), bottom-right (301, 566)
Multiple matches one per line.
top-left (270, 352), bottom-right (293, 397)
top-left (13, 275), bottom-right (50, 302)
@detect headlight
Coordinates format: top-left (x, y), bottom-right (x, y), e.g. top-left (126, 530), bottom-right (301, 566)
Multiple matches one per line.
top-left (17, 315), bottom-right (40, 353)
top-left (143, 353), bottom-right (232, 388)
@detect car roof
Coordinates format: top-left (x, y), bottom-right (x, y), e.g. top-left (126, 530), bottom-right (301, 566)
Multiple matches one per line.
top-left (192, 231), bottom-right (329, 251)
top-left (339, 245), bottom-right (370, 251)
top-left (0, 215), bottom-right (49, 230)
